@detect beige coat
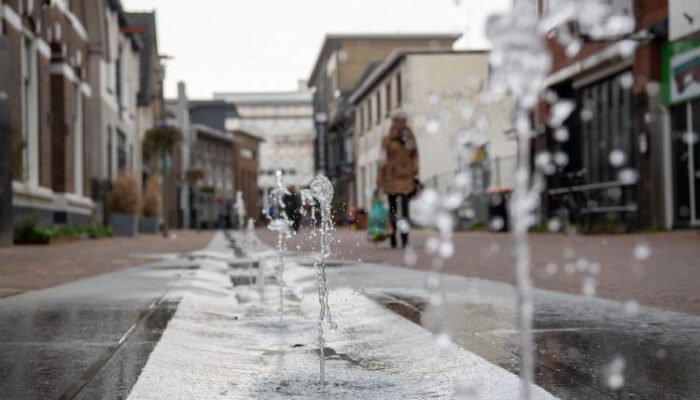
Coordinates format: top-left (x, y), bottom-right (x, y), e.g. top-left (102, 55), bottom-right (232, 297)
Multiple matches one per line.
top-left (377, 127), bottom-right (419, 195)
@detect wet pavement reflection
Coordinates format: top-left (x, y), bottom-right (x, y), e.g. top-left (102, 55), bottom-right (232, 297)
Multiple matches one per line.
top-left (371, 288), bottom-right (700, 399)
top-left (0, 260), bottom-right (193, 400)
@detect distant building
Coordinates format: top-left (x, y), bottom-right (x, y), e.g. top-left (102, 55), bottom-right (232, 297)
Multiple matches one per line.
top-left (3, 0), bottom-right (94, 228)
top-left (125, 12), bottom-right (165, 183)
top-left (84, 0), bottom-right (142, 224)
top-left (214, 83), bottom-right (314, 209)
top-left (307, 33), bottom-right (462, 209)
top-left (536, 0), bottom-right (682, 229)
top-left (350, 49), bottom-right (516, 210)
top-left (232, 130), bottom-right (264, 221)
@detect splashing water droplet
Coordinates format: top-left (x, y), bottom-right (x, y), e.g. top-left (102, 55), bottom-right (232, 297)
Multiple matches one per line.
top-left (397, 219), bottom-right (410, 233)
top-left (547, 217), bottom-right (562, 232)
top-left (404, 247), bottom-right (417, 266)
top-left (426, 117), bottom-right (441, 135)
top-left (554, 127), bottom-right (569, 142)
top-left (633, 243), bottom-right (651, 260)
top-left (548, 99), bottom-right (575, 127)
top-left (545, 263), bottom-right (558, 275)
top-left (553, 151), bottom-right (569, 167)
top-left (609, 149), bottom-right (626, 167)
top-left (582, 277), bottom-right (597, 297)
top-left (605, 356), bottom-right (626, 390)
top-left (489, 216), bottom-right (505, 231)
top-left (619, 72), bottom-right (634, 89)
top-left (683, 131), bottom-right (699, 145)
top-left (439, 240), bottom-right (455, 259)
top-left (617, 168), bottom-right (639, 184)
top-left (624, 300), bottom-right (640, 314)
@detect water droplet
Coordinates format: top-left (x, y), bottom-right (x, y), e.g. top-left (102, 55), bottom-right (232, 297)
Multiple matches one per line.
top-left (633, 243), bottom-right (651, 260)
top-left (619, 72), bottom-right (634, 89)
top-left (582, 277), bottom-right (597, 296)
top-left (546, 263), bottom-right (558, 275)
top-left (489, 216), bottom-right (505, 231)
top-left (549, 99), bottom-right (575, 127)
top-left (338, 50), bottom-right (348, 62)
top-left (609, 149), bottom-right (626, 167)
top-left (553, 151), bottom-right (569, 167)
top-left (605, 356), bottom-right (626, 390)
top-left (617, 168), bottom-right (639, 184)
top-left (624, 300), bottom-right (639, 314)
top-left (426, 117), bottom-right (441, 135)
top-left (683, 131), bottom-right (699, 145)
top-left (404, 247), bottom-right (417, 265)
top-left (554, 127), bottom-right (569, 142)
top-left (439, 240), bottom-right (455, 259)
top-left (645, 81), bottom-right (660, 96)
top-left (547, 217), bottom-right (562, 232)
top-left (426, 236), bottom-right (440, 254)
top-left (397, 219), bottom-right (410, 233)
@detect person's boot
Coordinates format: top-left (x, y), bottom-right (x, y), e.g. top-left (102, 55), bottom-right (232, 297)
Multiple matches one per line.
top-left (390, 232), bottom-right (397, 248)
top-left (401, 233), bottom-right (409, 249)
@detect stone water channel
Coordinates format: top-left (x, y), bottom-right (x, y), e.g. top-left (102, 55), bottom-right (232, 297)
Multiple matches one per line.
top-left (123, 231), bottom-right (557, 399)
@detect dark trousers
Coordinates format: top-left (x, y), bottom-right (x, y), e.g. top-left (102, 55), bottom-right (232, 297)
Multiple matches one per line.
top-left (388, 194), bottom-right (410, 248)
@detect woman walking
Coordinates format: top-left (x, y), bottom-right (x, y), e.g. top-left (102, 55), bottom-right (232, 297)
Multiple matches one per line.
top-left (377, 110), bottom-right (419, 249)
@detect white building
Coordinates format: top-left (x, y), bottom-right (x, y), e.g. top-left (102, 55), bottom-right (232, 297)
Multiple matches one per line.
top-left (85, 0), bottom-right (141, 221)
top-left (350, 49), bottom-right (516, 210)
top-left (214, 82), bottom-right (314, 208)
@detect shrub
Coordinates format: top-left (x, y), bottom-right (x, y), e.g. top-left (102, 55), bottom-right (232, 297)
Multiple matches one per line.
top-left (109, 172), bottom-right (141, 215)
top-left (14, 218), bottom-right (51, 244)
top-left (142, 175), bottom-right (162, 218)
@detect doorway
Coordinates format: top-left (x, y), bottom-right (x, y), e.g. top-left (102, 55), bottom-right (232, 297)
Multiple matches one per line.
top-left (671, 99), bottom-right (700, 227)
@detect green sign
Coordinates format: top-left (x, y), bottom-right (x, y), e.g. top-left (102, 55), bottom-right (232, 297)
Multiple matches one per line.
top-left (663, 40), bottom-right (700, 105)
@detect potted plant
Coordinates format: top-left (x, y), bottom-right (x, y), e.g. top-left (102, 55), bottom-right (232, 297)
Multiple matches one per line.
top-left (109, 172), bottom-right (141, 237)
top-left (140, 175), bottom-right (162, 234)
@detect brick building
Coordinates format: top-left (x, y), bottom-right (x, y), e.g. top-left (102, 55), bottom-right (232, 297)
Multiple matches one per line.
top-left (537, 0), bottom-right (678, 230)
top-left (3, 0), bottom-right (94, 228)
top-left (232, 129), bottom-right (263, 221)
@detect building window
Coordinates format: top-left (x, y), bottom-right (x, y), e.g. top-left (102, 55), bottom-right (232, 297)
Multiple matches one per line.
top-left (397, 73), bottom-right (403, 107)
top-left (107, 126), bottom-right (113, 179)
top-left (116, 46), bottom-right (123, 108)
top-left (375, 92), bottom-right (381, 126)
top-left (358, 106), bottom-right (364, 135)
top-left (117, 130), bottom-right (127, 171)
top-left (21, 35), bottom-right (39, 185)
top-left (386, 82), bottom-right (392, 116)
top-left (73, 84), bottom-right (84, 196)
top-left (368, 98), bottom-right (373, 127)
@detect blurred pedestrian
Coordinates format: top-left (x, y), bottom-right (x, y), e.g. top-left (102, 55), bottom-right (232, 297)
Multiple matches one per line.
top-left (376, 110), bottom-right (419, 249)
top-left (284, 186), bottom-right (301, 231)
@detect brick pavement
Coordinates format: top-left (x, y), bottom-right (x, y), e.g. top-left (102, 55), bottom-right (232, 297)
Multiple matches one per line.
top-left (257, 227), bottom-right (700, 316)
top-left (0, 230), bottom-right (214, 298)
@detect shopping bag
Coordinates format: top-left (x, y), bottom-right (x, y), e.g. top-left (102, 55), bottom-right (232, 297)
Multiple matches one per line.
top-left (367, 194), bottom-right (389, 242)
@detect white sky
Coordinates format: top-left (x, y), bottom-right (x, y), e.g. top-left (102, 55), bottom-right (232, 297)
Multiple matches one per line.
top-left (122, 0), bottom-right (512, 99)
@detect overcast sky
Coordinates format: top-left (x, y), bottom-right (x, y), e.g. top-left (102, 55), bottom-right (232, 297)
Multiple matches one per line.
top-left (122, 0), bottom-right (511, 99)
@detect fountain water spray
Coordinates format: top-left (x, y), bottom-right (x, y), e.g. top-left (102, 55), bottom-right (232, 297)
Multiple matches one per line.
top-left (483, 1), bottom-right (633, 398)
top-left (307, 175), bottom-right (337, 391)
top-left (234, 190), bottom-right (246, 230)
top-left (267, 170), bottom-right (293, 317)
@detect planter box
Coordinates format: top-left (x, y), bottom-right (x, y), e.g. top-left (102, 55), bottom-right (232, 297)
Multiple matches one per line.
top-left (110, 213), bottom-right (138, 237)
top-left (139, 217), bottom-right (159, 234)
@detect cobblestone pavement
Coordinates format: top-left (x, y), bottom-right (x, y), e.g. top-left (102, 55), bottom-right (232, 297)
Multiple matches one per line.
top-left (0, 230), bottom-right (214, 298)
top-left (257, 227), bottom-right (700, 316)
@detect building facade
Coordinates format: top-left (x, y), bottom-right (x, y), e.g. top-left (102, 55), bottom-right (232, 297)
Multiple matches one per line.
top-left (125, 11), bottom-right (165, 184)
top-left (232, 130), bottom-right (264, 221)
top-left (350, 50), bottom-right (516, 210)
top-left (214, 84), bottom-right (314, 210)
top-left (84, 0), bottom-right (141, 224)
top-left (307, 33), bottom-right (462, 209)
top-left (536, 0), bottom-right (681, 230)
top-left (3, 0), bottom-right (95, 228)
